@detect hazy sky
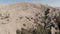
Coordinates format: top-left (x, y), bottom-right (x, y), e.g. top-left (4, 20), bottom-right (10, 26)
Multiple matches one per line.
top-left (0, 0), bottom-right (60, 7)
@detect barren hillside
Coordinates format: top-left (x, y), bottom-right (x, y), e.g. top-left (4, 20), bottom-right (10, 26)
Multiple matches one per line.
top-left (0, 2), bottom-right (60, 34)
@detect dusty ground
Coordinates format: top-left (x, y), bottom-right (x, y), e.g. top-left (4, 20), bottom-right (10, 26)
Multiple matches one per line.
top-left (0, 2), bottom-right (60, 34)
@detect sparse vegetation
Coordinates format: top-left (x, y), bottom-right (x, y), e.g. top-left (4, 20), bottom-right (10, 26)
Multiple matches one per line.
top-left (23, 24), bottom-right (26, 26)
top-left (16, 25), bottom-right (49, 34)
top-left (0, 2), bottom-right (60, 34)
top-left (33, 25), bottom-right (49, 34)
top-left (16, 29), bottom-right (21, 34)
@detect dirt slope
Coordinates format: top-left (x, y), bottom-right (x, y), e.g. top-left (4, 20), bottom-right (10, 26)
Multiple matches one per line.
top-left (0, 2), bottom-right (60, 34)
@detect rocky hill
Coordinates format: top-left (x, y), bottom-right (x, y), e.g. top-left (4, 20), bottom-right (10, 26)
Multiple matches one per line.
top-left (0, 2), bottom-right (60, 34)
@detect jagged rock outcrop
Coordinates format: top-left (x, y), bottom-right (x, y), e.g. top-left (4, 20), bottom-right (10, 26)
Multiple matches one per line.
top-left (0, 2), bottom-right (60, 34)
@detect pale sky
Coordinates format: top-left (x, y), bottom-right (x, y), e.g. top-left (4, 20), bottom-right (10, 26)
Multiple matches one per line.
top-left (0, 0), bottom-right (60, 7)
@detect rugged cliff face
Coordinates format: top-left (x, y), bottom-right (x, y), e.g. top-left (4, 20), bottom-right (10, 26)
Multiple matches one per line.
top-left (0, 2), bottom-right (60, 34)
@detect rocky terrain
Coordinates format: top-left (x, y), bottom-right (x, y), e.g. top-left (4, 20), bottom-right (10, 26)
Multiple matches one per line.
top-left (0, 2), bottom-right (60, 34)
